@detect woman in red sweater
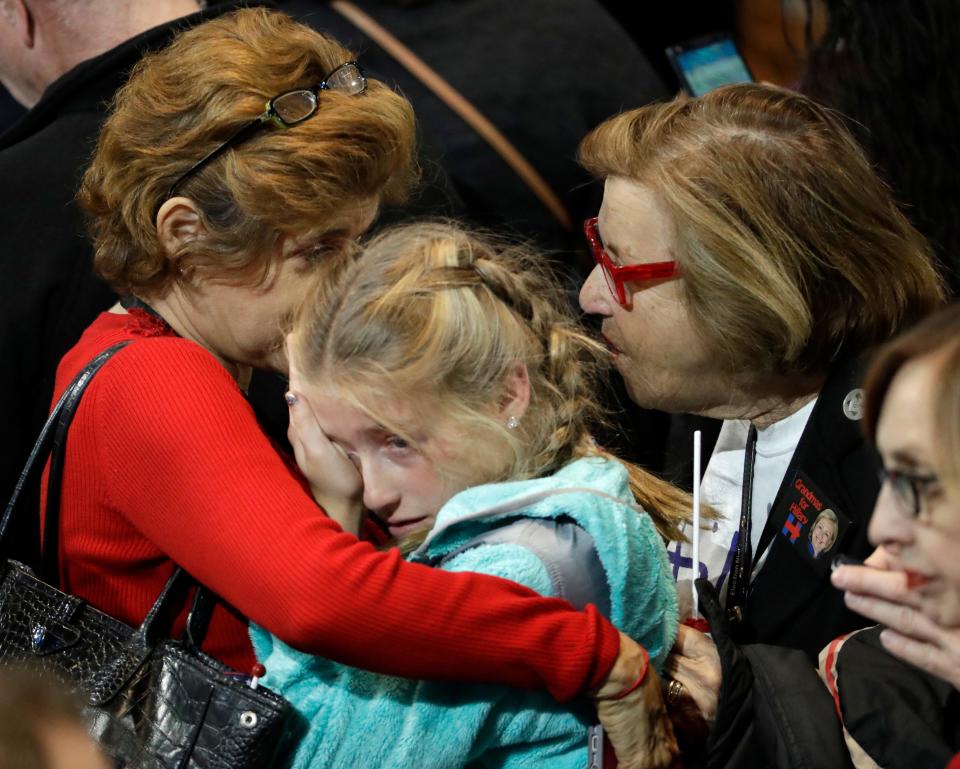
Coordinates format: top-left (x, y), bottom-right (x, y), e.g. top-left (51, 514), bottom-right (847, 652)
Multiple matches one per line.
top-left (48, 8), bottom-right (672, 767)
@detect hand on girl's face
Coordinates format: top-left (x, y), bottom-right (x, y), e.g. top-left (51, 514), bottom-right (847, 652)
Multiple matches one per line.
top-left (286, 389), bottom-right (364, 535)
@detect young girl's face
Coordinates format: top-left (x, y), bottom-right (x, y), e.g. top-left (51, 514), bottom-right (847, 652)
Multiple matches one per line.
top-left (304, 390), bottom-right (473, 538)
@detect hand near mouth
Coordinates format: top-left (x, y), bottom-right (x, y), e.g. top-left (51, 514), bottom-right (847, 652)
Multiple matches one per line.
top-left (831, 546), bottom-right (960, 688)
top-left (873, 607), bottom-right (960, 691)
top-left (831, 546), bottom-right (924, 611)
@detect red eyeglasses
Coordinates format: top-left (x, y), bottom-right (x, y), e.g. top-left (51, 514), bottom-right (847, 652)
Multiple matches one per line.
top-left (583, 217), bottom-right (679, 307)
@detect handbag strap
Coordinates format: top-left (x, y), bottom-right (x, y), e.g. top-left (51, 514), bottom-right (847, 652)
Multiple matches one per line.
top-left (41, 348), bottom-right (132, 585)
top-left (0, 342), bottom-right (131, 551)
top-left (1, 339), bottom-right (216, 648)
top-left (329, 0), bottom-right (573, 232)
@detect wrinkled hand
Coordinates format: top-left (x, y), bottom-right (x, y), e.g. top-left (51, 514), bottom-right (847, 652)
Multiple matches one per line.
top-left (286, 389), bottom-right (364, 534)
top-left (594, 632), bottom-right (679, 769)
top-left (665, 624), bottom-right (721, 725)
top-left (833, 552), bottom-right (960, 689)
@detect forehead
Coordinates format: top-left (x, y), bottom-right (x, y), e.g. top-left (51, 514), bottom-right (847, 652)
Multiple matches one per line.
top-left (599, 177), bottom-right (675, 261)
top-left (297, 195), bottom-right (381, 246)
top-left (305, 389), bottom-right (382, 441)
top-left (876, 355), bottom-right (939, 458)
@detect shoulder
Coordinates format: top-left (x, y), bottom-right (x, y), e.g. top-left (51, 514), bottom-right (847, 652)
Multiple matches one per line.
top-left (95, 335), bottom-right (241, 405)
top-left (443, 540), bottom-right (557, 598)
top-left (438, 516), bottom-right (613, 614)
top-left (64, 327), bottom-right (245, 434)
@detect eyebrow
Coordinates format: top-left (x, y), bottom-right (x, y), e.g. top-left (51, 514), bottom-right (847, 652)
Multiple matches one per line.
top-left (598, 228), bottom-right (626, 265)
top-left (884, 449), bottom-right (937, 474)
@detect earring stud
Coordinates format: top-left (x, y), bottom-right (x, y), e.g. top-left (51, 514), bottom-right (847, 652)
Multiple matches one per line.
top-left (506, 416), bottom-right (520, 430)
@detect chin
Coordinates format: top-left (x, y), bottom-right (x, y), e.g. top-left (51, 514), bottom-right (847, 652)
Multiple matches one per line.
top-left (928, 590), bottom-right (960, 629)
top-left (623, 381), bottom-right (699, 415)
top-left (622, 377), bottom-right (668, 411)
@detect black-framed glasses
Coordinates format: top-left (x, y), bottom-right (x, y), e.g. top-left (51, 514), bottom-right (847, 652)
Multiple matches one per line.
top-left (163, 62), bottom-right (366, 204)
top-left (878, 466), bottom-right (940, 518)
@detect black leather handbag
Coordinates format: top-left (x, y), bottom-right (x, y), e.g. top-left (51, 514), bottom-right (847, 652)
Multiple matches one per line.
top-left (0, 342), bottom-right (292, 769)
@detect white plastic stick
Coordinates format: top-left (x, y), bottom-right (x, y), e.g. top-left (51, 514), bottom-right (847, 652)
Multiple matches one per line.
top-left (691, 430), bottom-right (702, 620)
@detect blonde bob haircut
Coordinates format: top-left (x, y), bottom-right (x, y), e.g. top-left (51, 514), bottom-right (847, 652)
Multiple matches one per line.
top-left (864, 302), bottom-right (960, 501)
top-left (579, 83), bottom-right (944, 376)
top-left (79, 8), bottom-right (417, 295)
top-left (291, 221), bottom-right (693, 542)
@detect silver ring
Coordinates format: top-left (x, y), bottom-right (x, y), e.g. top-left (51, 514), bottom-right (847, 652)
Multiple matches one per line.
top-left (666, 678), bottom-right (685, 705)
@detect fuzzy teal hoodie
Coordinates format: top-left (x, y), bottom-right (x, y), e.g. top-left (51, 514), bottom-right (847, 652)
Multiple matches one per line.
top-left (251, 456), bottom-right (678, 769)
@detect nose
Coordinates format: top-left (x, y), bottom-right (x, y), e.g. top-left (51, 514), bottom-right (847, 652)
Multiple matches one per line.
top-left (579, 265), bottom-right (613, 317)
top-left (361, 467), bottom-right (400, 517)
top-left (868, 482), bottom-right (914, 550)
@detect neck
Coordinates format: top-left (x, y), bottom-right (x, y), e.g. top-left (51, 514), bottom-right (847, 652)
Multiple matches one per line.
top-left (696, 371), bottom-right (824, 429)
top-left (742, 391), bottom-right (819, 429)
top-left (22, 0), bottom-right (202, 107)
top-left (144, 291), bottom-right (244, 383)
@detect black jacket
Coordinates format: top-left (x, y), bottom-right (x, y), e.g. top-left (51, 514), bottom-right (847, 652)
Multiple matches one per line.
top-left (0, 5), bottom-right (236, 566)
top-left (737, 357), bottom-right (880, 659)
top-left (706, 616), bottom-right (960, 769)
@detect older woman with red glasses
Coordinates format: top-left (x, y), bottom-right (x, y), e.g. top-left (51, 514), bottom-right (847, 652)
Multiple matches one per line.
top-left (33, 8), bottom-right (675, 768)
top-left (576, 84), bottom-right (944, 764)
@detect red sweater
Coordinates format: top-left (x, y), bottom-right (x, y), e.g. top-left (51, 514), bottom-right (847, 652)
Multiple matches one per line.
top-left (41, 311), bottom-right (619, 699)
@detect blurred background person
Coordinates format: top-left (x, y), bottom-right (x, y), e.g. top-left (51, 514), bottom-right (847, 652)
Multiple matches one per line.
top-left (799, 0), bottom-right (960, 295)
top-left (578, 83), bottom-right (944, 661)
top-left (0, 0), bottom-right (218, 569)
top-left (0, 667), bottom-right (110, 769)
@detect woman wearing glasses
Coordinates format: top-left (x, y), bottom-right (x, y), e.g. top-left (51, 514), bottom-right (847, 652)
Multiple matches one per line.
top-left (575, 84), bottom-right (945, 765)
top-left (825, 304), bottom-right (960, 766)
top-left (49, 8), bottom-right (674, 767)
top-left (688, 304), bottom-right (960, 768)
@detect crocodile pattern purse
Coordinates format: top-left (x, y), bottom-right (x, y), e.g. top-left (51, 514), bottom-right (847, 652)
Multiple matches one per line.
top-left (0, 343), bottom-right (292, 769)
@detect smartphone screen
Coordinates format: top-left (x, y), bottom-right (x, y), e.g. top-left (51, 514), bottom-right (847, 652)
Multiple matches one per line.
top-left (666, 35), bottom-right (753, 96)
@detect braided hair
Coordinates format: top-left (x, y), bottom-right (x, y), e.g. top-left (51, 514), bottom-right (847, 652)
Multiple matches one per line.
top-left (292, 221), bottom-right (692, 541)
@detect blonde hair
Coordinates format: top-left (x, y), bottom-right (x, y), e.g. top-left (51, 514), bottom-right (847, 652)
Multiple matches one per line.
top-left (579, 83), bottom-right (944, 376)
top-left (79, 8), bottom-right (417, 295)
top-left (864, 303), bottom-right (960, 501)
top-left (292, 221), bottom-right (693, 541)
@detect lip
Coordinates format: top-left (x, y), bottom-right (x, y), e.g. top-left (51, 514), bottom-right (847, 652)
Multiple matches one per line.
top-left (386, 516), bottom-right (429, 538)
top-left (600, 333), bottom-right (622, 357)
top-left (905, 570), bottom-right (936, 590)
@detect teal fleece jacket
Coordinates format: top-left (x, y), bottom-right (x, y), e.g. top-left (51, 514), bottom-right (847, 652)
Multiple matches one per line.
top-left (251, 456), bottom-right (678, 769)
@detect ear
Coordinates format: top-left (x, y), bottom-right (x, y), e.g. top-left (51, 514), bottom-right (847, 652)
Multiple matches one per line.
top-left (1, 0), bottom-right (33, 47)
top-left (12, 0), bottom-right (33, 47)
top-left (155, 196), bottom-right (205, 255)
top-left (283, 332), bottom-right (301, 385)
top-left (498, 361), bottom-right (531, 423)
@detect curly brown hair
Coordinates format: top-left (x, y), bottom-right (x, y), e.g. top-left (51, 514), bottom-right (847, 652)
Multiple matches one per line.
top-left (79, 8), bottom-right (418, 295)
